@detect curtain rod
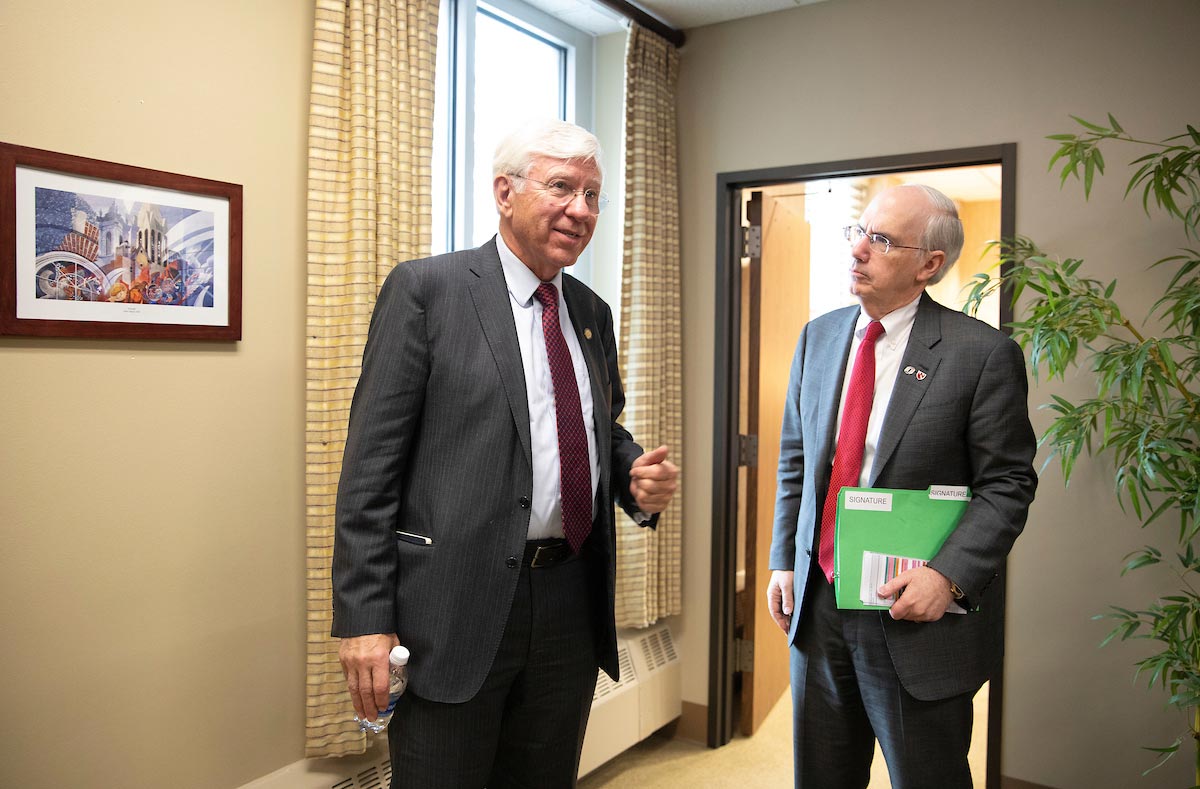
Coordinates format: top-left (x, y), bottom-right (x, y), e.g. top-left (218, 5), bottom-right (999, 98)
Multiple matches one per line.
top-left (592, 0), bottom-right (686, 47)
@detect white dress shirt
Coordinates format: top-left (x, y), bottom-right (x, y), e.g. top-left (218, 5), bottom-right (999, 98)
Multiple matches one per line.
top-left (496, 234), bottom-right (600, 540)
top-left (834, 293), bottom-right (922, 486)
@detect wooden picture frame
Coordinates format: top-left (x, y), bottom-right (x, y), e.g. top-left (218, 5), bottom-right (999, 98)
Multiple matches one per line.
top-left (0, 142), bottom-right (242, 340)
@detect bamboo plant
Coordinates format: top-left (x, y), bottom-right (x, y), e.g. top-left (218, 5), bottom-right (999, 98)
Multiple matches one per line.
top-left (963, 115), bottom-right (1200, 782)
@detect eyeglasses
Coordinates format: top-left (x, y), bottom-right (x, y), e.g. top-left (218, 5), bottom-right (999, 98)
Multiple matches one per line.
top-left (510, 174), bottom-right (608, 215)
top-left (843, 225), bottom-right (924, 255)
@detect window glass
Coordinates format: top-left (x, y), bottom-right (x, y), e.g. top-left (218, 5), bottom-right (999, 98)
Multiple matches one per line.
top-left (471, 9), bottom-right (565, 247)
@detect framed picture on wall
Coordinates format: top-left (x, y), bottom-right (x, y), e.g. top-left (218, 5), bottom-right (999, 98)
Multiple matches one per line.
top-left (0, 142), bottom-right (242, 340)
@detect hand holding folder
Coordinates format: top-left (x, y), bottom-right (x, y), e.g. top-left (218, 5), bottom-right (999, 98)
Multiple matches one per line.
top-left (833, 486), bottom-right (972, 613)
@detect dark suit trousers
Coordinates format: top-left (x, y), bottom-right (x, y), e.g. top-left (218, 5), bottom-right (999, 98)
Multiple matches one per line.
top-left (790, 566), bottom-right (974, 789)
top-left (387, 545), bottom-right (598, 789)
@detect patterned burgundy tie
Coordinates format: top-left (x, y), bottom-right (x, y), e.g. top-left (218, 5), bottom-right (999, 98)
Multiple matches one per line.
top-left (534, 283), bottom-right (592, 553)
top-left (817, 320), bottom-right (885, 584)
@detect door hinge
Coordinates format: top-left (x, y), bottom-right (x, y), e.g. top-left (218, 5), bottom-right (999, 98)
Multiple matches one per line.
top-left (737, 434), bottom-right (758, 467)
top-left (742, 224), bottom-right (761, 259)
top-left (735, 637), bottom-right (754, 672)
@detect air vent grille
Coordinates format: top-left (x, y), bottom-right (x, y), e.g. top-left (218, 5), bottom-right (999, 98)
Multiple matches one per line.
top-left (593, 643), bottom-right (637, 700)
top-left (639, 627), bottom-right (678, 671)
top-left (330, 757), bottom-right (391, 789)
top-left (619, 641), bottom-right (636, 678)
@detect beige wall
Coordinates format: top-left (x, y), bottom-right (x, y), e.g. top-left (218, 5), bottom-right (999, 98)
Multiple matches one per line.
top-left (0, 1), bottom-right (312, 787)
top-left (674, 0), bottom-right (1199, 786)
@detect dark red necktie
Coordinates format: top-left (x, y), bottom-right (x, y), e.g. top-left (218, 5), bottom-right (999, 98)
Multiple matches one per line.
top-left (534, 283), bottom-right (592, 553)
top-left (818, 320), bottom-right (885, 583)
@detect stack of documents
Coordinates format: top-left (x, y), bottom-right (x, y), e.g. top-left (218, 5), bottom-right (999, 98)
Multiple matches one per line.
top-left (834, 486), bottom-right (972, 613)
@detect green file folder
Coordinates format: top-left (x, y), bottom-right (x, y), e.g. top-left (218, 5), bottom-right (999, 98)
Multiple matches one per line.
top-left (833, 486), bottom-right (971, 610)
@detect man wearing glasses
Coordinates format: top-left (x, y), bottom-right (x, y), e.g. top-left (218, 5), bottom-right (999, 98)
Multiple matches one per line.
top-left (333, 119), bottom-right (677, 787)
top-left (766, 185), bottom-right (1037, 787)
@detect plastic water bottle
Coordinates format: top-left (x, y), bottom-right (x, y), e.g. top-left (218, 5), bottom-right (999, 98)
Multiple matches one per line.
top-left (356, 645), bottom-right (410, 734)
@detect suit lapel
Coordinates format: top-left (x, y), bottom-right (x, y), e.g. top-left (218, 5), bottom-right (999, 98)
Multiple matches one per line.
top-left (466, 240), bottom-right (532, 465)
top-left (815, 308), bottom-right (859, 473)
top-left (870, 293), bottom-right (943, 484)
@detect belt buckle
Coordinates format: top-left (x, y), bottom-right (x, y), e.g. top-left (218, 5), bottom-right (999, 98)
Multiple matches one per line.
top-left (535, 541), bottom-right (566, 565)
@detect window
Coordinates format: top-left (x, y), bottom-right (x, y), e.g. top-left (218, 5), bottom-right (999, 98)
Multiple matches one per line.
top-left (433, 0), bottom-right (596, 265)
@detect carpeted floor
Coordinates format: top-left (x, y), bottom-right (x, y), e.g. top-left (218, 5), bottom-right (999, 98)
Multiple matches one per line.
top-left (579, 684), bottom-right (988, 788)
top-left (578, 689), bottom-right (794, 788)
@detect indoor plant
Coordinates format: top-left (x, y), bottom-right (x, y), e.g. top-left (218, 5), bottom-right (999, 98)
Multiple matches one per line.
top-left (964, 115), bottom-right (1200, 781)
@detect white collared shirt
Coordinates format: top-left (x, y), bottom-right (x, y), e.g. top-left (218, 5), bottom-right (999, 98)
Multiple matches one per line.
top-left (834, 293), bottom-right (922, 486)
top-left (496, 234), bottom-right (599, 540)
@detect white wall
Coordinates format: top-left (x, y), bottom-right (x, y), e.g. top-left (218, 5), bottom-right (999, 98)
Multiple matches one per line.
top-left (589, 30), bottom-right (628, 314)
top-left (673, 1), bottom-right (1200, 786)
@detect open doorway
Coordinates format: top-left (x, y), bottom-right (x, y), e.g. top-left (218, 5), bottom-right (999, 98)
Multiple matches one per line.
top-left (710, 146), bottom-right (1016, 789)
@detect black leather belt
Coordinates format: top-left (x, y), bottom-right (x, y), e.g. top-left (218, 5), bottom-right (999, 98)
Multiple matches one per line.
top-left (524, 538), bottom-right (578, 568)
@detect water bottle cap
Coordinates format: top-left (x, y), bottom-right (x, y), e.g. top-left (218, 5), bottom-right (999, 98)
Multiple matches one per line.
top-left (389, 645), bottom-right (410, 666)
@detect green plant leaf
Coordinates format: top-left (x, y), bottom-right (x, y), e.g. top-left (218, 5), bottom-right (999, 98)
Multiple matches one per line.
top-left (997, 117), bottom-right (1200, 774)
top-left (1072, 115), bottom-right (1109, 133)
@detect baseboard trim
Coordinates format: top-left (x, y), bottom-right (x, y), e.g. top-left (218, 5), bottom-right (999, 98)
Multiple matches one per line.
top-left (673, 701), bottom-right (707, 744)
top-left (237, 739), bottom-right (390, 789)
top-left (1001, 776), bottom-right (1056, 789)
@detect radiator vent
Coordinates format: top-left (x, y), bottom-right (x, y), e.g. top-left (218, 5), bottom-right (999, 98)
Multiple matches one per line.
top-left (330, 758), bottom-right (391, 789)
top-left (639, 625), bottom-right (677, 670)
top-left (593, 643), bottom-right (637, 700)
top-left (579, 624), bottom-right (681, 777)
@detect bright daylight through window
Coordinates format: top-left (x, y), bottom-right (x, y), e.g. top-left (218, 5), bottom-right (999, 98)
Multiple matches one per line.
top-left (433, 0), bottom-right (596, 264)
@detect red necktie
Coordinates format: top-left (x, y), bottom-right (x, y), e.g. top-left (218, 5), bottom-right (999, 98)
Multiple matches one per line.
top-left (534, 283), bottom-right (592, 553)
top-left (818, 320), bottom-right (885, 583)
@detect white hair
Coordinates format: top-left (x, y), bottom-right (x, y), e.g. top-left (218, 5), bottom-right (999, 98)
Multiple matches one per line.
top-left (904, 184), bottom-right (964, 284)
top-left (492, 119), bottom-right (604, 189)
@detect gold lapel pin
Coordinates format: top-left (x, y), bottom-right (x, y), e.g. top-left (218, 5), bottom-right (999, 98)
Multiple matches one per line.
top-left (584, 328), bottom-right (593, 340)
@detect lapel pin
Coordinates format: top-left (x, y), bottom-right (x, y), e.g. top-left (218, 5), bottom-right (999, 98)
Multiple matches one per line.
top-left (916, 370), bottom-right (927, 381)
top-left (584, 328), bottom-right (593, 340)
top-left (903, 365), bottom-right (915, 375)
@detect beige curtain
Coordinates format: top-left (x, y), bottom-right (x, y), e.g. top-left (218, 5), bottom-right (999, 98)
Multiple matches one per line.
top-left (304, 0), bottom-right (439, 758)
top-left (616, 23), bottom-right (683, 628)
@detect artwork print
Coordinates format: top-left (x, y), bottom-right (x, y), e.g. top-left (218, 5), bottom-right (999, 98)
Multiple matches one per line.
top-left (1, 142), bottom-right (241, 340)
top-left (32, 186), bottom-right (217, 309)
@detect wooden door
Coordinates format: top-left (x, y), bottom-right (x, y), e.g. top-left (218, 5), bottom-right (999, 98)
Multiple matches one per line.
top-left (738, 189), bottom-right (811, 735)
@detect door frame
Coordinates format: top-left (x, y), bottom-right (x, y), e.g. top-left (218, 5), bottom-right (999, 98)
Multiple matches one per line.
top-left (707, 144), bottom-right (1017, 786)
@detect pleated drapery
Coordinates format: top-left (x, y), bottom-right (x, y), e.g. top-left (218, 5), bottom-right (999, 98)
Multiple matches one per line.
top-left (615, 23), bottom-right (683, 628)
top-left (303, 0), bottom-right (439, 757)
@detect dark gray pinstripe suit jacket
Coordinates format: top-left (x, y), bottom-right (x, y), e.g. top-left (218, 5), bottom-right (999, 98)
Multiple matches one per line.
top-left (769, 292), bottom-right (1038, 701)
top-left (332, 238), bottom-right (647, 704)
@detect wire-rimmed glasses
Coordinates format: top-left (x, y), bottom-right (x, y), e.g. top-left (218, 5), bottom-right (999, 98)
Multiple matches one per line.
top-left (510, 174), bottom-right (609, 215)
top-left (843, 224), bottom-right (924, 255)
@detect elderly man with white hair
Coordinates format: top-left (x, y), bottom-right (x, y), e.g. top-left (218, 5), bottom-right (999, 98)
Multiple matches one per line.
top-left (333, 119), bottom-right (677, 788)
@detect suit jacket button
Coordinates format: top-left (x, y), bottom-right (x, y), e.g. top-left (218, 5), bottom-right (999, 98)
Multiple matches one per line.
top-left (506, 556), bottom-right (519, 568)
top-left (518, 496), bottom-right (531, 509)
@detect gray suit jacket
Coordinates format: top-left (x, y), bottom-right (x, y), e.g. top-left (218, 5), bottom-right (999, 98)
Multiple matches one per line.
top-left (769, 292), bottom-right (1037, 700)
top-left (332, 239), bottom-right (647, 703)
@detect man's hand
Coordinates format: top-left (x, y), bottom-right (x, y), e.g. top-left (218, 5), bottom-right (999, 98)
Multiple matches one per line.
top-left (878, 566), bottom-right (955, 622)
top-left (630, 445), bottom-right (679, 514)
top-left (339, 633), bottom-right (401, 721)
top-left (766, 570), bottom-right (795, 633)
